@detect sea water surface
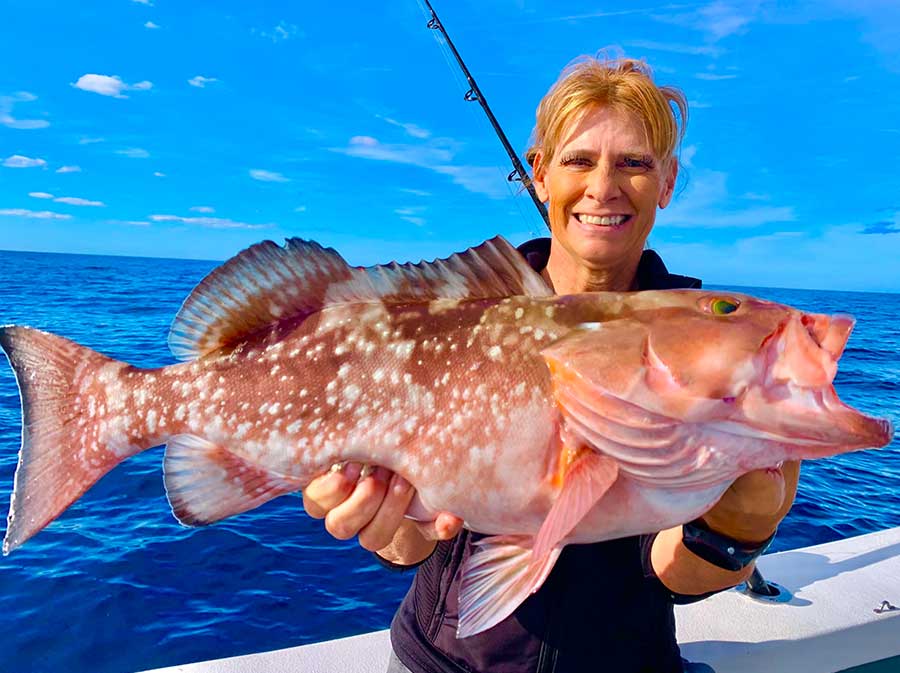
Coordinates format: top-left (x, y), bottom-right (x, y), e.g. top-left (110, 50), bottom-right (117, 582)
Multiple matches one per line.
top-left (0, 249), bottom-right (898, 673)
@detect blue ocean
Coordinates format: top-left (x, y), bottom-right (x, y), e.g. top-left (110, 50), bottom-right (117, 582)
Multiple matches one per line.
top-left (0, 249), bottom-right (897, 673)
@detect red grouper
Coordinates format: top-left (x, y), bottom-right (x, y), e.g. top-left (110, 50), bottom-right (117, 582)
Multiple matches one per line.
top-left (0, 236), bottom-right (893, 637)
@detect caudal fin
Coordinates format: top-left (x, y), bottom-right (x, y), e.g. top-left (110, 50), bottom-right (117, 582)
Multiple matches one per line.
top-left (0, 326), bottom-right (135, 554)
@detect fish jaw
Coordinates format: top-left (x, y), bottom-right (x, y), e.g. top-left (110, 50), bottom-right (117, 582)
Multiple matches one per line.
top-left (734, 312), bottom-right (893, 457)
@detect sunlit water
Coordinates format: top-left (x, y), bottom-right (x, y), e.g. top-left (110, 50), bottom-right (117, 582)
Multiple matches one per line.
top-left (0, 250), bottom-right (897, 673)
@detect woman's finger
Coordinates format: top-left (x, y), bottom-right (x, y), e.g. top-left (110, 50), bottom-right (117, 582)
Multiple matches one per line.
top-left (416, 511), bottom-right (464, 542)
top-left (302, 462), bottom-right (364, 519)
top-left (324, 466), bottom-right (392, 540)
top-left (357, 473), bottom-right (417, 552)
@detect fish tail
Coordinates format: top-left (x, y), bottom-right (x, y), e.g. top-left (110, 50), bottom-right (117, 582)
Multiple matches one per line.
top-left (0, 326), bottom-right (139, 555)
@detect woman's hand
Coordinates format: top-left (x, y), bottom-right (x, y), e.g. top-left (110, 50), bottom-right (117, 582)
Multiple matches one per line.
top-left (700, 460), bottom-right (801, 542)
top-left (302, 462), bottom-right (464, 564)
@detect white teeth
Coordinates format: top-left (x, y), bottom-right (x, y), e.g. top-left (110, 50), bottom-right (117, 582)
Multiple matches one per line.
top-left (578, 214), bottom-right (628, 226)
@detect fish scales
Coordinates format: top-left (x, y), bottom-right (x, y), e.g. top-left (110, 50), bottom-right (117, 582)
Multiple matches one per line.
top-left (0, 235), bottom-right (891, 639)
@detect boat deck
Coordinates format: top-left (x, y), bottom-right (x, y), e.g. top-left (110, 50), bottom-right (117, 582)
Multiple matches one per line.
top-left (142, 525), bottom-right (900, 673)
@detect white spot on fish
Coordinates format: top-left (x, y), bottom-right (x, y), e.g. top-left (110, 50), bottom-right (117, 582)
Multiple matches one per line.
top-left (487, 346), bottom-right (502, 361)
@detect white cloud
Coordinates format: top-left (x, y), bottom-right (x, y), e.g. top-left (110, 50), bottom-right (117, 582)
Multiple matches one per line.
top-left (153, 171), bottom-right (166, 177)
top-left (28, 191), bottom-right (104, 206)
top-left (659, 168), bottom-right (796, 228)
top-left (659, 225), bottom-right (900, 291)
top-left (399, 188), bottom-right (431, 197)
top-left (149, 214), bottom-right (272, 229)
top-left (379, 116), bottom-right (431, 139)
top-left (256, 21), bottom-right (301, 42)
top-left (54, 196), bottom-right (105, 207)
top-left (333, 135), bottom-right (509, 199)
top-left (652, 1), bottom-right (762, 42)
top-left (695, 72), bottom-right (738, 80)
top-left (625, 40), bottom-right (724, 57)
top-left (79, 137), bottom-right (104, 144)
top-left (3, 154), bottom-right (46, 168)
top-left (249, 168), bottom-right (289, 182)
top-left (116, 147), bottom-right (150, 159)
top-left (72, 74), bottom-right (153, 99)
top-left (56, 165), bottom-right (82, 173)
top-left (144, 21), bottom-right (160, 29)
top-left (188, 75), bottom-right (218, 88)
top-left (395, 206), bottom-right (427, 227)
top-left (0, 92), bottom-right (50, 130)
top-left (0, 208), bottom-right (71, 219)
top-left (132, 0), bottom-right (153, 5)
top-left (190, 206), bottom-right (215, 213)
top-left (294, 206), bottom-right (307, 213)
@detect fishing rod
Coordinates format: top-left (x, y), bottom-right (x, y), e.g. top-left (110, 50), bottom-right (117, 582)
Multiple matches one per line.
top-left (421, 0), bottom-right (551, 230)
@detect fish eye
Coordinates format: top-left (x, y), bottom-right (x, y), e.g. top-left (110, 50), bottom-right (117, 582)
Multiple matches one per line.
top-left (709, 297), bottom-right (740, 315)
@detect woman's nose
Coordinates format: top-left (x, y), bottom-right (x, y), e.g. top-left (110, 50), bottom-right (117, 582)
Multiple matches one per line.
top-left (585, 164), bottom-right (622, 201)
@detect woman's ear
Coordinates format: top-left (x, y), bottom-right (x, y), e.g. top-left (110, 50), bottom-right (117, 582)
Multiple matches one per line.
top-left (531, 153), bottom-right (549, 203)
top-left (658, 159), bottom-right (678, 209)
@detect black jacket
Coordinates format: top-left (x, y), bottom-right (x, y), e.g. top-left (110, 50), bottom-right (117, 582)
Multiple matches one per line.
top-left (390, 240), bottom-right (702, 673)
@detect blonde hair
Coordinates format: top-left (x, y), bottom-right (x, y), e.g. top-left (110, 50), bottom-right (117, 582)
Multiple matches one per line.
top-left (526, 56), bottom-right (688, 174)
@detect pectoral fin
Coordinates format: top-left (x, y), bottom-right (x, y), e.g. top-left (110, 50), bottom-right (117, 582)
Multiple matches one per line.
top-left (532, 451), bottom-right (618, 561)
top-left (458, 535), bottom-right (562, 638)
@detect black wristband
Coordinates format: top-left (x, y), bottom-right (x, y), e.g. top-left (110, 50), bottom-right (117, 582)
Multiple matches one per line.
top-left (681, 518), bottom-right (776, 572)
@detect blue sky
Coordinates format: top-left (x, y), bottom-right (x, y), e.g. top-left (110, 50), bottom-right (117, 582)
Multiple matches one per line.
top-left (1, 0), bottom-right (899, 291)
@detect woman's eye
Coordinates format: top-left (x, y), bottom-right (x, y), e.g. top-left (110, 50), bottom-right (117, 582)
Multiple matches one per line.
top-left (560, 155), bottom-right (592, 167)
top-left (620, 157), bottom-right (653, 170)
top-left (710, 298), bottom-right (740, 315)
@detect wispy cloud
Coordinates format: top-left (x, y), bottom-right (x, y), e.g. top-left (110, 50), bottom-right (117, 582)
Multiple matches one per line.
top-left (379, 116), bottom-right (431, 139)
top-left (116, 147), bottom-right (150, 159)
top-left (153, 171), bottom-right (166, 177)
top-left (29, 191), bottom-right (104, 206)
top-left (188, 75), bottom-right (218, 88)
top-left (660, 168), bottom-right (796, 228)
top-left (625, 39), bottom-right (723, 57)
top-left (0, 208), bottom-right (71, 219)
top-left (652, 1), bottom-right (762, 42)
top-left (695, 72), bottom-right (738, 80)
top-left (56, 165), bottom-right (82, 173)
top-left (149, 214), bottom-right (272, 229)
top-left (399, 188), bottom-right (431, 197)
top-left (294, 206), bottom-right (307, 213)
top-left (0, 92), bottom-right (50, 130)
top-left (659, 224), bottom-right (900, 291)
top-left (131, 0), bottom-right (153, 5)
top-left (3, 154), bottom-right (46, 168)
top-left (333, 135), bottom-right (510, 199)
top-left (249, 168), bottom-right (289, 182)
top-left (144, 21), bottom-right (160, 29)
top-left (394, 206), bottom-right (427, 227)
top-left (72, 74), bottom-right (152, 99)
top-left (79, 137), bottom-right (104, 145)
top-left (190, 206), bottom-right (215, 213)
top-left (255, 21), bottom-right (301, 42)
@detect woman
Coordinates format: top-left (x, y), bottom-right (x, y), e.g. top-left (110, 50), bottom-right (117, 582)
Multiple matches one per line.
top-left (303, 56), bottom-right (799, 673)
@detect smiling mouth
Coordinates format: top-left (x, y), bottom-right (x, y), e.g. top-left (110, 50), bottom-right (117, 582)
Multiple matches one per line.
top-left (575, 214), bottom-right (631, 227)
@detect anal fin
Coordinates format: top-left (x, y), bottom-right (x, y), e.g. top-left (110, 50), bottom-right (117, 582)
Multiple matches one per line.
top-left (531, 451), bottom-right (618, 561)
top-left (163, 434), bottom-right (303, 526)
top-left (458, 535), bottom-right (562, 638)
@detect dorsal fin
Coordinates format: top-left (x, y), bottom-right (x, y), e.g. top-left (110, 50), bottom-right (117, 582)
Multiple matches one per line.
top-left (168, 235), bottom-right (551, 360)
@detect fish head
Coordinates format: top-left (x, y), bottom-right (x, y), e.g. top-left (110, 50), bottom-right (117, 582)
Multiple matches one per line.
top-left (545, 290), bottom-right (893, 467)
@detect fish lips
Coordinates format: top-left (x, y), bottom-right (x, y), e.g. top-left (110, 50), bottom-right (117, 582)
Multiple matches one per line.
top-left (738, 384), bottom-right (894, 455)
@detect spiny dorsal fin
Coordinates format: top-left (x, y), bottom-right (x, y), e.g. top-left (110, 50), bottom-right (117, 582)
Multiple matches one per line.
top-left (168, 235), bottom-right (551, 360)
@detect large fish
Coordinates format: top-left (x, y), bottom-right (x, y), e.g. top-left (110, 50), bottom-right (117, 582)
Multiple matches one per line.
top-left (0, 237), bottom-right (892, 637)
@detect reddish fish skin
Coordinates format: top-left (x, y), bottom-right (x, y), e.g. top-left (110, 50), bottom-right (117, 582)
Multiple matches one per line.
top-left (0, 236), bottom-right (892, 636)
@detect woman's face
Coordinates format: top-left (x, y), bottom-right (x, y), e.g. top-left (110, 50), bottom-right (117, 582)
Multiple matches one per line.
top-left (533, 105), bottom-right (677, 273)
